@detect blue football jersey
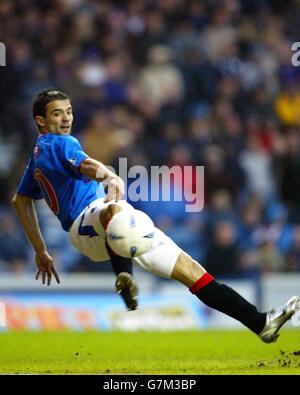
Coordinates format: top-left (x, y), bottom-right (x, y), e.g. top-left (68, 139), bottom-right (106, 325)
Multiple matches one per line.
top-left (17, 133), bottom-right (106, 231)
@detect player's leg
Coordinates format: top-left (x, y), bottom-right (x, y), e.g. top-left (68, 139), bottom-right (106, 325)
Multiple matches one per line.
top-left (69, 198), bottom-right (138, 310)
top-left (100, 203), bottom-right (138, 311)
top-left (134, 228), bottom-right (299, 343)
top-left (136, 242), bottom-right (267, 335)
top-left (100, 204), bottom-right (133, 276)
top-left (171, 252), bottom-right (267, 334)
top-left (171, 252), bottom-right (299, 342)
top-left (171, 252), bottom-right (299, 343)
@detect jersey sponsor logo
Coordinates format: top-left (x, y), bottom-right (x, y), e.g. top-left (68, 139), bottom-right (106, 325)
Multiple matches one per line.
top-left (34, 168), bottom-right (59, 215)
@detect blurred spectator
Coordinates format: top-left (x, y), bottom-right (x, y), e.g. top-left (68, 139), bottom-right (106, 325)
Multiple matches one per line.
top-left (273, 130), bottom-right (300, 221)
top-left (0, 210), bottom-right (29, 273)
top-left (81, 108), bottom-right (135, 165)
top-left (255, 241), bottom-right (284, 273)
top-left (274, 84), bottom-right (300, 127)
top-left (186, 107), bottom-right (212, 159)
top-left (204, 221), bottom-right (240, 278)
top-left (203, 144), bottom-right (244, 203)
top-left (202, 5), bottom-right (238, 64)
top-left (285, 225), bottom-right (300, 272)
top-left (168, 18), bottom-right (204, 64)
top-left (204, 189), bottom-right (239, 240)
top-left (139, 45), bottom-right (185, 108)
top-left (102, 55), bottom-right (130, 105)
top-left (167, 213), bottom-right (205, 262)
top-left (238, 196), bottom-right (264, 251)
top-left (239, 131), bottom-right (276, 200)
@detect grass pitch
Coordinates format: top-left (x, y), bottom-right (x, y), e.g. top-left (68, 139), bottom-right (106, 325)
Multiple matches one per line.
top-left (0, 329), bottom-right (300, 375)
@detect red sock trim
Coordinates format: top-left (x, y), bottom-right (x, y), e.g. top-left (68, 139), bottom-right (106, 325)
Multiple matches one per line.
top-left (108, 246), bottom-right (118, 256)
top-left (104, 218), bottom-right (111, 230)
top-left (189, 273), bottom-right (214, 294)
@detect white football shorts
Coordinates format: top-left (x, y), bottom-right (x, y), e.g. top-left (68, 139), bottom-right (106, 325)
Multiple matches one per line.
top-left (69, 198), bottom-right (182, 278)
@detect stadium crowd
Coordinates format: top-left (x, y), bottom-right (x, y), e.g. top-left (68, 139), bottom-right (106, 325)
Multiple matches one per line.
top-left (1, 0), bottom-right (300, 278)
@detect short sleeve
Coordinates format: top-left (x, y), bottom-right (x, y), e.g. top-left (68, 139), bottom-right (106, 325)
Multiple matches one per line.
top-left (57, 136), bottom-right (89, 180)
top-left (17, 154), bottom-right (43, 199)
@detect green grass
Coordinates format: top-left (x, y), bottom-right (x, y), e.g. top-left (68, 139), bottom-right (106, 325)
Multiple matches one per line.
top-left (0, 329), bottom-right (300, 375)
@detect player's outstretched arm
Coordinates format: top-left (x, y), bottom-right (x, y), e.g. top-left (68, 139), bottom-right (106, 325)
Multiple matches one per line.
top-left (12, 193), bottom-right (60, 286)
top-left (79, 157), bottom-right (125, 203)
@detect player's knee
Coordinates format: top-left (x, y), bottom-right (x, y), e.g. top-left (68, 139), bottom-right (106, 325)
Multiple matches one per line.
top-left (107, 203), bottom-right (123, 218)
top-left (171, 251), bottom-right (206, 288)
top-left (100, 204), bottom-right (123, 228)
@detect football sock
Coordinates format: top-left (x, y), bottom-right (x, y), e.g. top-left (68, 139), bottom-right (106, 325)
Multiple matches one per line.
top-left (190, 273), bottom-right (266, 334)
top-left (104, 217), bottom-right (133, 277)
top-left (105, 241), bottom-right (133, 276)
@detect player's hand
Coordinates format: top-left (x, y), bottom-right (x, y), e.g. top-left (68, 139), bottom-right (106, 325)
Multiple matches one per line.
top-left (104, 177), bottom-right (125, 203)
top-left (35, 250), bottom-right (60, 286)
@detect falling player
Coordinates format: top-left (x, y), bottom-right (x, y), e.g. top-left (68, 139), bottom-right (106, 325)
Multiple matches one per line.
top-left (13, 89), bottom-right (299, 343)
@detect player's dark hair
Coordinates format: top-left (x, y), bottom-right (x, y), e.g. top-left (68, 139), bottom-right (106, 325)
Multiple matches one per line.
top-left (32, 89), bottom-right (71, 118)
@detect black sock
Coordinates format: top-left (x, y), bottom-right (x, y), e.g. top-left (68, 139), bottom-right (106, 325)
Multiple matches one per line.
top-left (191, 275), bottom-right (266, 334)
top-left (105, 241), bottom-right (133, 276)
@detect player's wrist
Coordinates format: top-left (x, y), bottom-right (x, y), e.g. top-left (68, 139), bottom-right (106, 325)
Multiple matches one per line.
top-left (97, 170), bottom-right (121, 188)
top-left (35, 244), bottom-right (47, 255)
top-left (107, 177), bottom-right (125, 198)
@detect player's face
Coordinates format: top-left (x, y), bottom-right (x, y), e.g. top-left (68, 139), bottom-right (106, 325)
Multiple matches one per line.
top-left (41, 100), bottom-right (73, 135)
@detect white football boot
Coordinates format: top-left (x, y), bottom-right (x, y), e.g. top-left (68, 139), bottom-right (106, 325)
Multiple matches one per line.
top-left (259, 296), bottom-right (300, 343)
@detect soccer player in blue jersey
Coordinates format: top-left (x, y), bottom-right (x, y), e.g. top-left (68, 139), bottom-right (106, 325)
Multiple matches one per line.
top-left (13, 89), bottom-right (299, 342)
top-left (13, 89), bottom-right (137, 310)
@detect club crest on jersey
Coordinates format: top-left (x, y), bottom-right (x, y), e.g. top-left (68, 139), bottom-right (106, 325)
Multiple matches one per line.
top-left (68, 158), bottom-right (76, 165)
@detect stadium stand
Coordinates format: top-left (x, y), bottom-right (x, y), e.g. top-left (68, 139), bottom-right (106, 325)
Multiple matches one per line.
top-left (1, 0), bottom-right (300, 277)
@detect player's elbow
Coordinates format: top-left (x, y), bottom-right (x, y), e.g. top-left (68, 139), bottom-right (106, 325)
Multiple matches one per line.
top-left (12, 193), bottom-right (19, 206)
top-left (78, 157), bottom-right (97, 180)
top-left (12, 193), bottom-right (31, 207)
